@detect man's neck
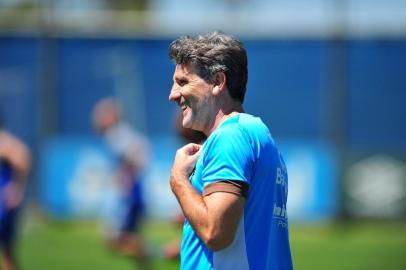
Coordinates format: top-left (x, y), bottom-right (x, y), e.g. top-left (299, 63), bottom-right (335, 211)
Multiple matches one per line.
top-left (204, 104), bottom-right (244, 136)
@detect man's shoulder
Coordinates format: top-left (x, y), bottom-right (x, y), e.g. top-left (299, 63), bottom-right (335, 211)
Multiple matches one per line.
top-left (237, 113), bottom-right (267, 129)
top-left (202, 115), bottom-right (252, 154)
top-left (206, 114), bottom-right (263, 143)
top-left (221, 113), bottom-right (268, 139)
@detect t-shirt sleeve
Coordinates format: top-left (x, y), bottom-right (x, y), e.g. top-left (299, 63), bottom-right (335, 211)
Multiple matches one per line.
top-left (202, 125), bottom-right (255, 187)
top-left (203, 180), bottom-right (249, 198)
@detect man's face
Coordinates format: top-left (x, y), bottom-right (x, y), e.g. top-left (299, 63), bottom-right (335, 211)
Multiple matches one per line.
top-left (169, 64), bottom-right (215, 133)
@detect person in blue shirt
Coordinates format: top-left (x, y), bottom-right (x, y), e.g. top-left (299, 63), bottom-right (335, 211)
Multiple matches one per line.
top-left (92, 98), bottom-right (151, 269)
top-left (168, 31), bottom-right (293, 270)
top-left (0, 115), bottom-right (31, 270)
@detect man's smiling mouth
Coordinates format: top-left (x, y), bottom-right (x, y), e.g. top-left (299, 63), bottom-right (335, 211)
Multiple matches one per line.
top-left (180, 101), bottom-right (188, 111)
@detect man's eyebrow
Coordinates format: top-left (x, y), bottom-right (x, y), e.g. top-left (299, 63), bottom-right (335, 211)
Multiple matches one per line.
top-left (174, 75), bottom-right (189, 82)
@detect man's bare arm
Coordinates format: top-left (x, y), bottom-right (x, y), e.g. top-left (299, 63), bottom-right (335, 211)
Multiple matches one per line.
top-left (0, 131), bottom-right (31, 175)
top-left (0, 131), bottom-right (31, 208)
top-left (170, 143), bottom-right (245, 251)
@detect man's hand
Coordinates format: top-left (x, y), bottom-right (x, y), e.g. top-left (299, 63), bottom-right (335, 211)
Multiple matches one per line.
top-left (171, 143), bottom-right (201, 177)
top-left (170, 143), bottom-right (201, 186)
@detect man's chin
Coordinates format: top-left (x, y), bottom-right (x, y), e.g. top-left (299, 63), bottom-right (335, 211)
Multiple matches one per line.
top-left (182, 121), bottom-right (202, 132)
top-left (182, 119), bottom-right (192, 129)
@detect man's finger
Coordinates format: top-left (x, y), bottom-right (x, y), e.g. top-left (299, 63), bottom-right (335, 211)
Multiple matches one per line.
top-left (186, 144), bottom-right (201, 155)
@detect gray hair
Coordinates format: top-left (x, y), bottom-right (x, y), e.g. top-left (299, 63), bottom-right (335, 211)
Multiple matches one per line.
top-left (169, 31), bottom-right (248, 103)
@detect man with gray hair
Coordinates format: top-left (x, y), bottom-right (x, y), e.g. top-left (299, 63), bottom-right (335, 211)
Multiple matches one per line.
top-left (168, 31), bottom-right (293, 269)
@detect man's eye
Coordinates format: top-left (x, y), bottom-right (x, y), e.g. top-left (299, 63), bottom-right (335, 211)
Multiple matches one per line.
top-left (178, 79), bottom-right (188, 86)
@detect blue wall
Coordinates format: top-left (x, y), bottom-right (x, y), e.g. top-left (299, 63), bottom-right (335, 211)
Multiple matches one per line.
top-left (0, 37), bottom-right (40, 147)
top-left (348, 40), bottom-right (406, 150)
top-left (1, 36), bottom-right (405, 150)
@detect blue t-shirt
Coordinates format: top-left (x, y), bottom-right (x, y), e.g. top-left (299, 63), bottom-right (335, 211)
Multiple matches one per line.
top-left (180, 113), bottom-right (293, 270)
top-left (0, 160), bottom-right (13, 218)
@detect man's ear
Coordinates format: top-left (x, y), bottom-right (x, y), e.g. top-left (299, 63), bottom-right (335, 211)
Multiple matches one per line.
top-left (212, 72), bottom-right (226, 96)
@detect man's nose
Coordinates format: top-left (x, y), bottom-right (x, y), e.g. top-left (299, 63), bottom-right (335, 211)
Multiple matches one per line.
top-left (169, 89), bottom-right (181, 101)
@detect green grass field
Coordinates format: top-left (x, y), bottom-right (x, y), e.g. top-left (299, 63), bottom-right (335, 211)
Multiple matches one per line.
top-left (15, 214), bottom-right (406, 270)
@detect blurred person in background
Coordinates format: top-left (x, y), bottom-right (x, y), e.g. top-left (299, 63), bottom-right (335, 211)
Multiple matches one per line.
top-left (92, 97), bottom-right (152, 269)
top-left (0, 114), bottom-right (31, 270)
top-left (168, 32), bottom-right (293, 269)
